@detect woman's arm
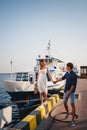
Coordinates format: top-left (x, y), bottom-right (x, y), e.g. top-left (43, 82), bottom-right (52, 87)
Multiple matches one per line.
top-left (47, 68), bottom-right (53, 82)
top-left (47, 67), bottom-right (63, 83)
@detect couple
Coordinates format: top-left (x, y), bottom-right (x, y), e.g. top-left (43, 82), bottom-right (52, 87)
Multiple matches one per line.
top-left (35, 59), bottom-right (77, 127)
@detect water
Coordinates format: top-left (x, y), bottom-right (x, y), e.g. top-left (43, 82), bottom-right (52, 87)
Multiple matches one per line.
top-left (0, 73), bottom-right (20, 121)
top-left (0, 73), bottom-right (12, 102)
top-left (0, 73), bottom-right (39, 124)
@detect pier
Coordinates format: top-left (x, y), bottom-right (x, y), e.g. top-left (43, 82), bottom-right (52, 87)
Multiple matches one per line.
top-left (36, 79), bottom-right (87, 130)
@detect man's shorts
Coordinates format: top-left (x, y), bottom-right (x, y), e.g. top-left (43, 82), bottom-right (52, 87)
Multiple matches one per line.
top-left (63, 91), bottom-right (75, 104)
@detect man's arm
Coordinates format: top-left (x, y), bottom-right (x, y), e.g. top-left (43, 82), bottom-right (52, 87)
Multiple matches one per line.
top-left (66, 85), bottom-right (74, 99)
top-left (53, 78), bottom-right (63, 84)
top-left (69, 85), bottom-right (74, 94)
top-left (53, 72), bottom-right (67, 84)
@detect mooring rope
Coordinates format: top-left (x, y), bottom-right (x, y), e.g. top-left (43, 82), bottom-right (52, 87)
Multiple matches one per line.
top-left (49, 102), bottom-right (78, 122)
top-left (13, 103), bottom-right (40, 112)
top-left (0, 98), bottom-right (40, 105)
top-left (0, 93), bottom-right (52, 105)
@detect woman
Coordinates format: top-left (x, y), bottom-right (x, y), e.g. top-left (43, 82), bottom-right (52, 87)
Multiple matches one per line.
top-left (35, 59), bottom-right (54, 107)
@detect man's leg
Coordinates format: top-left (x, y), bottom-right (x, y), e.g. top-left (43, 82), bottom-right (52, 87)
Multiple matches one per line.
top-left (64, 102), bottom-right (69, 114)
top-left (70, 93), bottom-right (76, 126)
top-left (63, 92), bottom-right (69, 115)
top-left (70, 93), bottom-right (75, 121)
top-left (71, 103), bottom-right (75, 122)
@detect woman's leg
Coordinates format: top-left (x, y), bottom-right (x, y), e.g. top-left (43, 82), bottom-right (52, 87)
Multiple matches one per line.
top-left (40, 92), bottom-right (43, 104)
top-left (43, 91), bottom-right (47, 102)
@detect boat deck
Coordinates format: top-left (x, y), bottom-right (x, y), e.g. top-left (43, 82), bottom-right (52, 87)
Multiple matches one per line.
top-left (37, 79), bottom-right (87, 130)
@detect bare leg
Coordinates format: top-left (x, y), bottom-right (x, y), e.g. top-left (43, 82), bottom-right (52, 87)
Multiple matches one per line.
top-left (40, 93), bottom-right (43, 104)
top-left (71, 103), bottom-right (75, 122)
top-left (64, 102), bottom-right (69, 115)
top-left (43, 91), bottom-right (47, 102)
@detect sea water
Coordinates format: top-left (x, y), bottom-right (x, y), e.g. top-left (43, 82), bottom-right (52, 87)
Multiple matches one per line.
top-left (0, 73), bottom-right (20, 121)
top-left (0, 73), bottom-right (11, 102)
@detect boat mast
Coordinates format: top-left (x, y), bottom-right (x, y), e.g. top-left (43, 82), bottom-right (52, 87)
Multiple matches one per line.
top-left (47, 40), bottom-right (51, 57)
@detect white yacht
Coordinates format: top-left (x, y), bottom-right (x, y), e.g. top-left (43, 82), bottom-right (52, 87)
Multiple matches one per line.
top-left (3, 42), bottom-right (65, 104)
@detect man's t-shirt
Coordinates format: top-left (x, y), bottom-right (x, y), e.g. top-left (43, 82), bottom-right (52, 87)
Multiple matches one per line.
top-left (62, 71), bottom-right (77, 93)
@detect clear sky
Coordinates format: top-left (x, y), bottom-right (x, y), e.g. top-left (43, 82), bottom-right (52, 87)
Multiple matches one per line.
top-left (0, 0), bottom-right (87, 73)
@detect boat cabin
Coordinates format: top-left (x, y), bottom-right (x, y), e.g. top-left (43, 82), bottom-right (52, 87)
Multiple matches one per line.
top-left (34, 55), bottom-right (65, 81)
top-left (16, 72), bottom-right (34, 83)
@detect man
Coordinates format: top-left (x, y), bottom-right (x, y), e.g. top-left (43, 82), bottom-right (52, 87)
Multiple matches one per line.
top-left (54, 62), bottom-right (77, 127)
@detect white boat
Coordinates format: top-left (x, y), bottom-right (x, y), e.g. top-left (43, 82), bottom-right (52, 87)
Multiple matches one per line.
top-left (4, 72), bottom-right (35, 92)
top-left (3, 42), bottom-right (65, 103)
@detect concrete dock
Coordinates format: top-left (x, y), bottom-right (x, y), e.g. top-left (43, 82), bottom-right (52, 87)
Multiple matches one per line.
top-left (37, 79), bottom-right (87, 130)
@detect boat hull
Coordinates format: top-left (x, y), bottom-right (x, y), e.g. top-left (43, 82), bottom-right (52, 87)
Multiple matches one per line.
top-left (8, 91), bottom-right (39, 101)
top-left (7, 81), bottom-right (65, 103)
top-left (4, 80), bottom-right (65, 102)
top-left (4, 80), bottom-right (65, 108)
top-left (3, 81), bottom-right (34, 92)
top-left (4, 81), bottom-right (65, 119)
top-left (3, 80), bottom-right (65, 92)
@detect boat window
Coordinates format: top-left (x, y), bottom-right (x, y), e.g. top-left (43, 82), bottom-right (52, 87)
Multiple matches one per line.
top-left (22, 73), bottom-right (28, 81)
top-left (49, 59), bottom-right (53, 65)
top-left (45, 59), bottom-right (49, 65)
top-left (16, 73), bottom-right (22, 81)
top-left (45, 59), bottom-right (53, 65)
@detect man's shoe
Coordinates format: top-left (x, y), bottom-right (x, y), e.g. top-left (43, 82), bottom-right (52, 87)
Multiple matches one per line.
top-left (70, 121), bottom-right (75, 127)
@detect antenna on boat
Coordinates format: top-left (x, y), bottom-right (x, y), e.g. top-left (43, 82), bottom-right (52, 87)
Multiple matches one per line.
top-left (47, 40), bottom-right (51, 57)
top-left (10, 60), bottom-right (13, 81)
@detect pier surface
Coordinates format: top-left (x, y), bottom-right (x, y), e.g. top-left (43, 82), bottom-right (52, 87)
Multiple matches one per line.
top-left (37, 79), bottom-right (87, 130)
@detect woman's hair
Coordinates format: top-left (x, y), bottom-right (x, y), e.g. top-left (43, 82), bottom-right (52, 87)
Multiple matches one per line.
top-left (40, 59), bottom-right (45, 63)
top-left (39, 59), bottom-right (46, 67)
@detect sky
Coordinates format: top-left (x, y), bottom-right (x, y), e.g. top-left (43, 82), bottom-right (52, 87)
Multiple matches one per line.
top-left (0, 0), bottom-right (87, 73)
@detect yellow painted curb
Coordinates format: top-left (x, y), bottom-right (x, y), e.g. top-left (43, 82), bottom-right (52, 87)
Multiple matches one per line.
top-left (36, 106), bottom-right (46, 120)
top-left (52, 94), bottom-right (60, 102)
top-left (12, 94), bottom-right (60, 130)
top-left (49, 96), bottom-right (56, 106)
top-left (47, 101), bottom-right (52, 112)
top-left (22, 115), bottom-right (37, 130)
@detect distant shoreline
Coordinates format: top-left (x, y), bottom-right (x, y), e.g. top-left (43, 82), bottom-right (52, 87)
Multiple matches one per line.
top-left (0, 73), bottom-right (14, 75)
top-left (0, 71), bottom-right (33, 74)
